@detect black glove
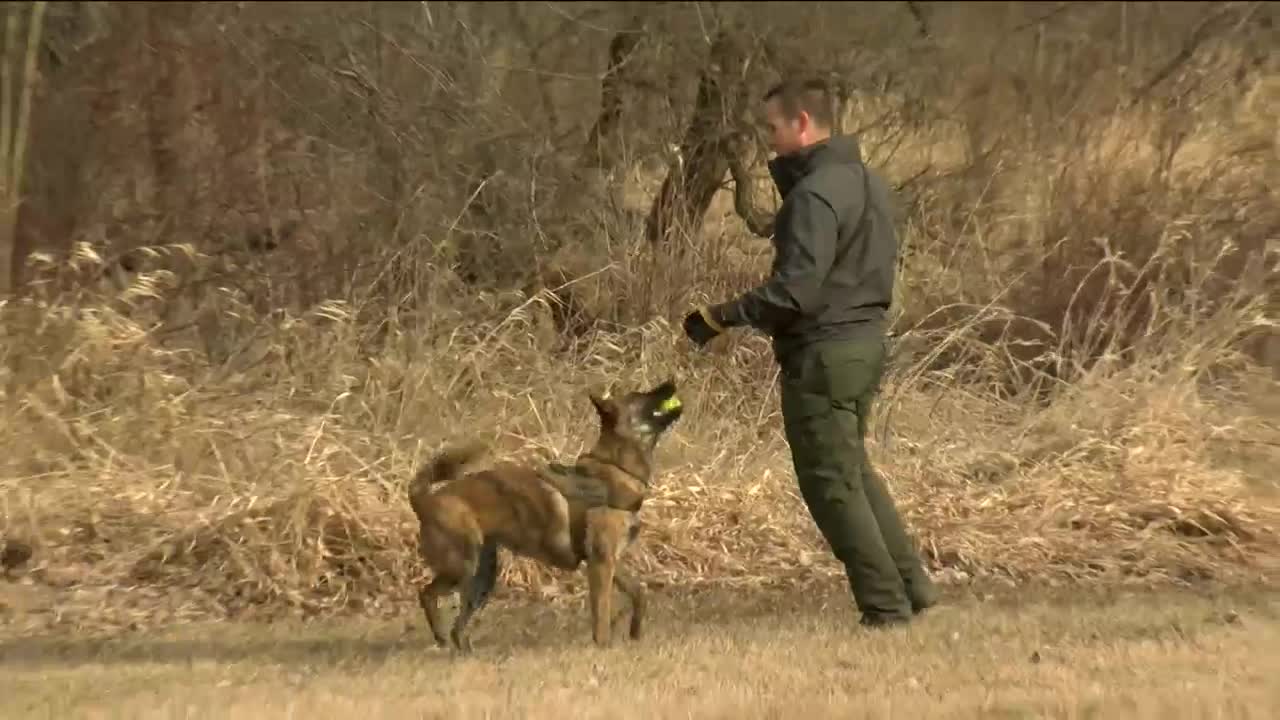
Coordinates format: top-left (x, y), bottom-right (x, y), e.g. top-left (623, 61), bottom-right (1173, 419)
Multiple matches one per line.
top-left (683, 305), bottom-right (725, 347)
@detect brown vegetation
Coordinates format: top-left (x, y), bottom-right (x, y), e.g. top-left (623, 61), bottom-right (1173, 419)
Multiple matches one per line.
top-left (0, 2), bottom-right (1277, 632)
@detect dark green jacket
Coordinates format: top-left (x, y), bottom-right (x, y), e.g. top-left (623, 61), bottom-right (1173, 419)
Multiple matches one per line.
top-left (710, 134), bottom-right (898, 360)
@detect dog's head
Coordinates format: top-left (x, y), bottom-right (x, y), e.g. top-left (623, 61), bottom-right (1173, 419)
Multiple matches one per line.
top-left (588, 378), bottom-right (684, 452)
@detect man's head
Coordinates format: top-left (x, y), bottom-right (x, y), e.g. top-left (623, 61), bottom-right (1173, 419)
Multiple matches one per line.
top-left (762, 78), bottom-right (836, 158)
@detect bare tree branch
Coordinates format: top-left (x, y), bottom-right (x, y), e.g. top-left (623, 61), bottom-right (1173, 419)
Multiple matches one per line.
top-left (906, 1), bottom-right (931, 39)
top-left (1128, 2), bottom-right (1259, 108)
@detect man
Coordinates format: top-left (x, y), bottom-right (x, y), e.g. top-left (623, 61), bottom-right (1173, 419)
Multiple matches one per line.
top-left (683, 77), bottom-right (937, 627)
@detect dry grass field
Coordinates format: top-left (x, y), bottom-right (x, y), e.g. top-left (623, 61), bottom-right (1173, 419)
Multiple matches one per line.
top-left (4, 583), bottom-right (1280, 719)
top-left (1, 3), bottom-right (1278, 718)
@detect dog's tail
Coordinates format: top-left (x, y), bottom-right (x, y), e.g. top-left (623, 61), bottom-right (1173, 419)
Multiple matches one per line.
top-left (408, 441), bottom-right (488, 514)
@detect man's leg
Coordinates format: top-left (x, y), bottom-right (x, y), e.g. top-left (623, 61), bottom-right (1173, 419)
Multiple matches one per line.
top-left (859, 461), bottom-right (938, 613)
top-left (780, 342), bottom-right (912, 623)
top-left (855, 411), bottom-right (938, 612)
top-left (848, 338), bottom-right (938, 614)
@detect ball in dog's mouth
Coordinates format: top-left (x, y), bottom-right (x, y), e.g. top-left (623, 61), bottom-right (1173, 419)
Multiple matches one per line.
top-left (658, 395), bottom-right (682, 413)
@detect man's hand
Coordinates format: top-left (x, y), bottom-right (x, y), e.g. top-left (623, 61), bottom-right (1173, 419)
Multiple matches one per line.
top-left (683, 305), bottom-right (726, 347)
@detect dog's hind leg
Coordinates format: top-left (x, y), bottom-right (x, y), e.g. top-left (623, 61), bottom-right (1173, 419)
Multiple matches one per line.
top-left (464, 538), bottom-right (502, 616)
top-left (447, 539), bottom-right (485, 654)
top-left (451, 539), bottom-right (501, 650)
top-left (418, 576), bottom-right (457, 648)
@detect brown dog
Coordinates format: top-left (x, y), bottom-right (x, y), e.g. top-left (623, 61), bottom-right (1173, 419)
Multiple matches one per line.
top-left (409, 379), bottom-right (684, 652)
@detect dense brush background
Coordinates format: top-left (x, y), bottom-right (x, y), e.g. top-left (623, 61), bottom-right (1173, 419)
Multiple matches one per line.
top-left (0, 1), bottom-right (1277, 631)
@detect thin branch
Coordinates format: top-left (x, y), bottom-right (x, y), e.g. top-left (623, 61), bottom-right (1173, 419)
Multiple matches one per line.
top-left (1128, 2), bottom-right (1255, 108)
top-left (1010, 3), bottom-right (1075, 34)
top-left (539, 2), bottom-right (646, 35)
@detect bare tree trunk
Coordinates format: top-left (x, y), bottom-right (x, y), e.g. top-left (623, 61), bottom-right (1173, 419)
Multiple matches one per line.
top-left (144, 6), bottom-right (176, 224)
top-left (582, 27), bottom-right (641, 172)
top-left (727, 142), bottom-right (775, 239)
top-left (644, 30), bottom-right (750, 245)
top-left (0, 1), bottom-right (46, 296)
top-left (141, 2), bottom-right (199, 245)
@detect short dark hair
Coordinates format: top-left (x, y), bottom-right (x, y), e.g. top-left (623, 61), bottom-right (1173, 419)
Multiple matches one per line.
top-left (763, 77), bottom-right (836, 130)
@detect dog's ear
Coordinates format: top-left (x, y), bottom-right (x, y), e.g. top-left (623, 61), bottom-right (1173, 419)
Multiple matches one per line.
top-left (650, 378), bottom-right (677, 399)
top-left (588, 390), bottom-right (617, 423)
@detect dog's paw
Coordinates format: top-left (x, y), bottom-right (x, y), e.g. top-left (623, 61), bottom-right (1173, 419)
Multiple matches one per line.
top-left (610, 611), bottom-right (631, 637)
top-left (628, 617), bottom-right (643, 641)
top-left (450, 629), bottom-right (474, 655)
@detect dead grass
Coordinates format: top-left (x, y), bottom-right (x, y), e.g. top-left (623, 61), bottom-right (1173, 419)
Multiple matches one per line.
top-left (0, 180), bottom-right (1277, 631)
top-left (0, 233), bottom-right (1275, 633)
top-left (2, 585), bottom-right (1279, 719)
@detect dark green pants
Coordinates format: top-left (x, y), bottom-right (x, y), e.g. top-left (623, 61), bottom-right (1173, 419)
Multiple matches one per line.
top-left (779, 336), bottom-right (936, 621)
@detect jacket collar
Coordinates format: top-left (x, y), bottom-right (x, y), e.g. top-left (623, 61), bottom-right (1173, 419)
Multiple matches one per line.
top-left (767, 134), bottom-right (864, 197)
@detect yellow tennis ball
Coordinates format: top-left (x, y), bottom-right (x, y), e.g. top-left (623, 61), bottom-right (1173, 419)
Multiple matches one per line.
top-left (659, 395), bottom-right (682, 413)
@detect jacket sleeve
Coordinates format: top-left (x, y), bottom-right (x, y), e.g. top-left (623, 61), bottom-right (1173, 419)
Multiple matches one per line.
top-left (710, 188), bottom-right (839, 334)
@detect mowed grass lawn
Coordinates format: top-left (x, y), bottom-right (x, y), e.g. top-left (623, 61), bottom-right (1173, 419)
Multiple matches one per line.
top-left (2, 583), bottom-right (1278, 719)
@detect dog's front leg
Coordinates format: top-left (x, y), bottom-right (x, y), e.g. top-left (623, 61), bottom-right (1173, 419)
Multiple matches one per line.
top-left (584, 507), bottom-right (638, 647)
top-left (610, 514), bottom-right (645, 640)
top-left (586, 552), bottom-right (616, 647)
top-left (611, 570), bottom-right (645, 641)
